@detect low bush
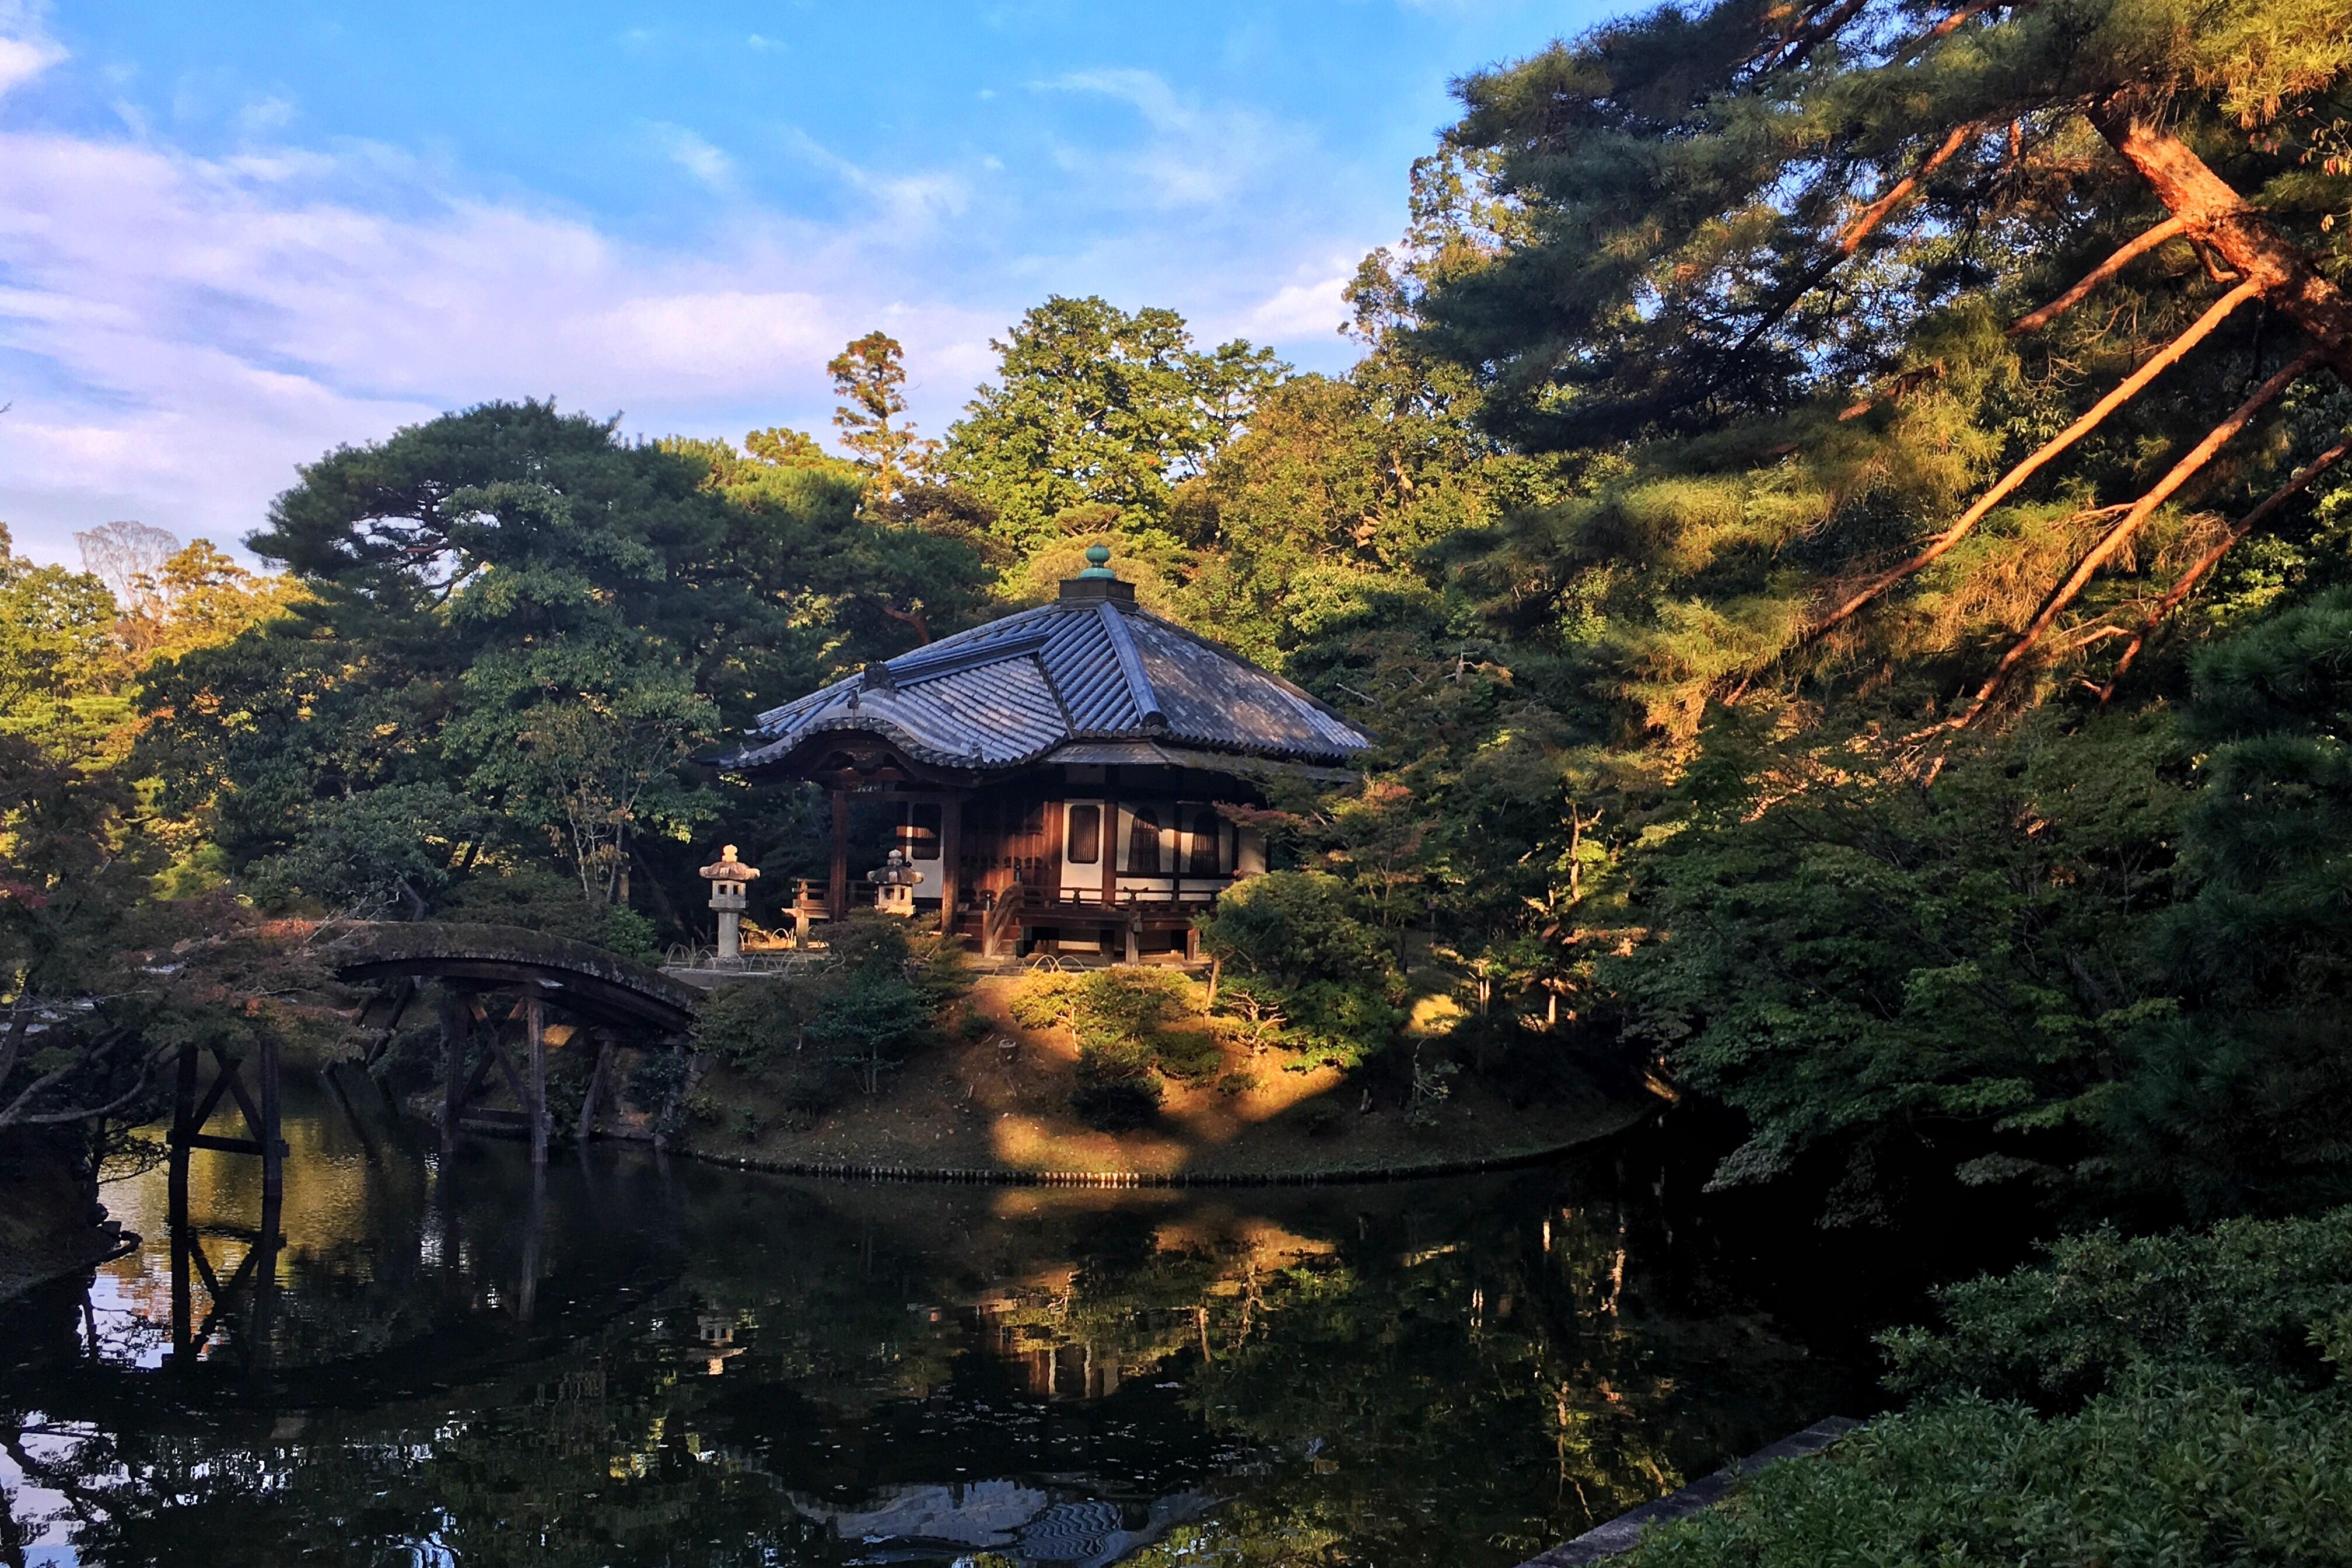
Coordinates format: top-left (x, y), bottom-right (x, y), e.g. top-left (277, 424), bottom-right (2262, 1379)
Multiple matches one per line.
top-left (1012, 970), bottom-right (1225, 1101)
top-left (683, 916), bottom-right (972, 1119)
top-left (1619, 1208), bottom-right (2352, 1566)
top-left (1882, 1206), bottom-right (2352, 1406)
top-left (1618, 1377), bottom-right (2352, 1568)
top-left (1072, 1040), bottom-right (1164, 1130)
top-left (624, 1049), bottom-right (690, 1114)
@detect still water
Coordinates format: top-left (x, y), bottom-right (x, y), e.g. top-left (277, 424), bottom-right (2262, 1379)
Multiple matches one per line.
top-left (2, 1073), bottom-right (1874, 1567)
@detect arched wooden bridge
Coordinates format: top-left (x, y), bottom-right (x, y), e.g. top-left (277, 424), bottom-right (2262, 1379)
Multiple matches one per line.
top-left (332, 921), bottom-right (703, 1033)
top-left (165, 922), bottom-right (704, 1220)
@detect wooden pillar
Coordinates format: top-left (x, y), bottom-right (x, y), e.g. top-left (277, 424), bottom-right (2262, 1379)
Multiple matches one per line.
top-left (440, 997), bottom-right (467, 1156)
top-left (828, 789), bottom-right (850, 923)
top-left (167, 1044), bottom-right (197, 1213)
top-left (578, 1036), bottom-right (613, 1144)
top-left (526, 994), bottom-right (548, 1167)
top-left (257, 1035), bottom-right (284, 1204)
top-left (1101, 778), bottom-right (1119, 954)
top-left (938, 792), bottom-right (963, 939)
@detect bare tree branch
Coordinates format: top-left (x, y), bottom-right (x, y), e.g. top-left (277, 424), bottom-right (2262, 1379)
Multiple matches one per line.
top-left (2098, 433), bottom-right (2352, 699)
top-left (2009, 216), bottom-right (2188, 337)
top-left (1807, 278), bottom-right (2262, 639)
top-left (1955, 348), bottom-right (2323, 726)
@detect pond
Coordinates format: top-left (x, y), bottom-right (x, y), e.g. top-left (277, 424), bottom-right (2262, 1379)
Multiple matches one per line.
top-left (1, 1073), bottom-right (1879, 1567)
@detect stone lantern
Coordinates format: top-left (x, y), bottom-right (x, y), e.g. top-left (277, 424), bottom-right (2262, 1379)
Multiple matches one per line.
top-left (699, 845), bottom-right (761, 961)
top-left (867, 848), bottom-right (923, 917)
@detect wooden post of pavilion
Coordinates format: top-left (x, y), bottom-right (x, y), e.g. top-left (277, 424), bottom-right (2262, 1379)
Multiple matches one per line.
top-left (937, 792), bottom-right (963, 939)
top-left (167, 1044), bottom-right (197, 1213)
top-left (828, 789), bottom-right (850, 926)
top-left (1100, 783), bottom-right (1119, 956)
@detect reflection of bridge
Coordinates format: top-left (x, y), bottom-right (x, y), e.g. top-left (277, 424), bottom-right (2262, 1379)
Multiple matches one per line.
top-left (165, 922), bottom-right (701, 1246)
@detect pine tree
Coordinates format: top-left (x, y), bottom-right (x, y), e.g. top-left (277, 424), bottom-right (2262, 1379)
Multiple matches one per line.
top-left (827, 331), bottom-right (938, 500)
top-left (1411, 0), bottom-right (2352, 734)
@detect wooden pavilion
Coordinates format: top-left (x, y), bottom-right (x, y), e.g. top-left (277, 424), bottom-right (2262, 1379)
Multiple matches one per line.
top-left (717, 547), bottom-right (1372, 959)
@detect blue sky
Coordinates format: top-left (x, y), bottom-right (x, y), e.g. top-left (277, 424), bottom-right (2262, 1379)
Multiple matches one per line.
top-left (0, 1), bottom-right (1611, 565)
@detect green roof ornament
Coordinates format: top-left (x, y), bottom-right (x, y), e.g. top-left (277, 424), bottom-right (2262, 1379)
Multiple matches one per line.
top-left (1077, 542), bottom-right (1116, 579)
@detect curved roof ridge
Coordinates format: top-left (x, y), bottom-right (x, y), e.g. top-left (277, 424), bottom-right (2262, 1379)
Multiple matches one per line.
top-left (724, 586), bottom-right (1373, 776)
top-left (1104, 598), bottom-right (1364, 734)
top-left (1093, 600), bottom-right (1165, 730)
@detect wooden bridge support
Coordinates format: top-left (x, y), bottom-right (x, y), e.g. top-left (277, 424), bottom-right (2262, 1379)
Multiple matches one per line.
top-left (526, 993), bottom-right (548, 1167)
top-left (164, 1040), bottom-right (287, 1204)
top-left (435, 986), bottom-right (558, 1164)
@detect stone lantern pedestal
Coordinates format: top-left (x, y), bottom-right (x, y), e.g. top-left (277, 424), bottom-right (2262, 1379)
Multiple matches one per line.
top-left (699, 845), bottom-right (761, 963)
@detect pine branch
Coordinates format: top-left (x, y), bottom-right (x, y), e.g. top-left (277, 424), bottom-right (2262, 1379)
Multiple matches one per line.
top-left (2008, 217), bottom-right (2188, 337)
top-left (1743, 0), bottom-right (1871, 82)
top-left (1722, 121), bottom-right (1989, 370)
top-left (1807, 278), bottom-right (2262, 639)
top-left (2097, 433), bottom-right (2352, 700)
top-left (1888, 0), bottom-right (2017, 64)
top-left (1954, 348), bottom-right (2323, 727)
top-left (2092, 96), bottom-right (2352, 380)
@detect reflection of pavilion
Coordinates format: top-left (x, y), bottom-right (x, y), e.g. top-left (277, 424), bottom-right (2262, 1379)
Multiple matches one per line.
top-left (792, 1481), bottom-right (1210, 1567)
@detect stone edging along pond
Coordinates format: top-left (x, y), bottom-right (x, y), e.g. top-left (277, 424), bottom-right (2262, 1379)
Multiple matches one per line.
top-left (660, 1126), bottom-right (1650, 1186)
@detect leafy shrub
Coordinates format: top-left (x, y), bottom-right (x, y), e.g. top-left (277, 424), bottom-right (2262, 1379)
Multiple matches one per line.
top-left (1298, 1100), bottom-right (1348, 1139)
top-left (1617, 1377), bottom-right (2352, 1568)
top-left (692, 980), bottom-right (798, 1070)
top-left (1216, 1069), bottom-right (1259, 1096)
top-left (1881, 1206), bottom-right (2352, 1406)
top-left (1196, 874), bottom-right (1405, 1069)
top-left (682, 1090), bottom-right (723, 1125)
top-left (1149, 1027), bottom-right (1224, 1083)
top-left (958, 1007), bottom-right (994, 1042)
top-left (624, 1048), bottom-right (690, 1113)
top-left (685, 916), bottom-right (971, 1113)
top-left (1072, 1041), bottom-right (1163, 1130)
top-left (1009, 972), bottom-right (1076, 1030)
top-left (373, 1021), bottom-right (446, 1094)
top-left (1196, 870), bottom-right (1392, 990)
top-left (1013, 968), bottom-right (1222, 1085)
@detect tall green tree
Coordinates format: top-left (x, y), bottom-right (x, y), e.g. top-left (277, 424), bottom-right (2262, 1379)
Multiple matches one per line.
top-left (142, 402), bottom-right (989, 935)
top-left (939, 295), bottom-right (1286, 552)
top-left (1410, 0), bottom-right (2352, 735)
top-left (827, 330), bottom-right (939, 500)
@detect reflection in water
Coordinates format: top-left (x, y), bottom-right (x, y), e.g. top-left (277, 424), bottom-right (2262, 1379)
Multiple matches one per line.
top-left (0, 1071), bottom-right (1871, 1567)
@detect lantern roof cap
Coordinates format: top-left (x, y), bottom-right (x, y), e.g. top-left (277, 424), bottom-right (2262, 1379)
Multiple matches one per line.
top-left (699, 845), bottom-right (760, 881)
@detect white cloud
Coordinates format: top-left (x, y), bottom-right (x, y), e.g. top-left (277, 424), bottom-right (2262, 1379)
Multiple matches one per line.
top-left (652, 123), bottom-right (735, 191)
top-left (780, 127), bottom-right (971, 227)
top-left (0, 2), bottom-right (63, 102)
top-left (1242, 267), bottom-right (1353, 340)
top-left (0, 126), bottom-right (1000, 563)
top-left (1034, 67), bottom-right (1300, 209)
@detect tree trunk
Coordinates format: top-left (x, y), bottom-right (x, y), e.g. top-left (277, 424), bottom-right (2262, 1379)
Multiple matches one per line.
top-left (2091, 97), bottom-right (2352, 379)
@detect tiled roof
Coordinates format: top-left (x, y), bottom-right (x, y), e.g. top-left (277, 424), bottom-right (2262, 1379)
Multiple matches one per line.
top-left (720, 589), bottom-right (1371, 775)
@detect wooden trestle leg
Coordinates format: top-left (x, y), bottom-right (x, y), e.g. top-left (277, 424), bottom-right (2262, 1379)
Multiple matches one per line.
top-left (440, 995), bottom-right (468, 1156)
top-left (526, 993), bottom-right (548, 1167)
